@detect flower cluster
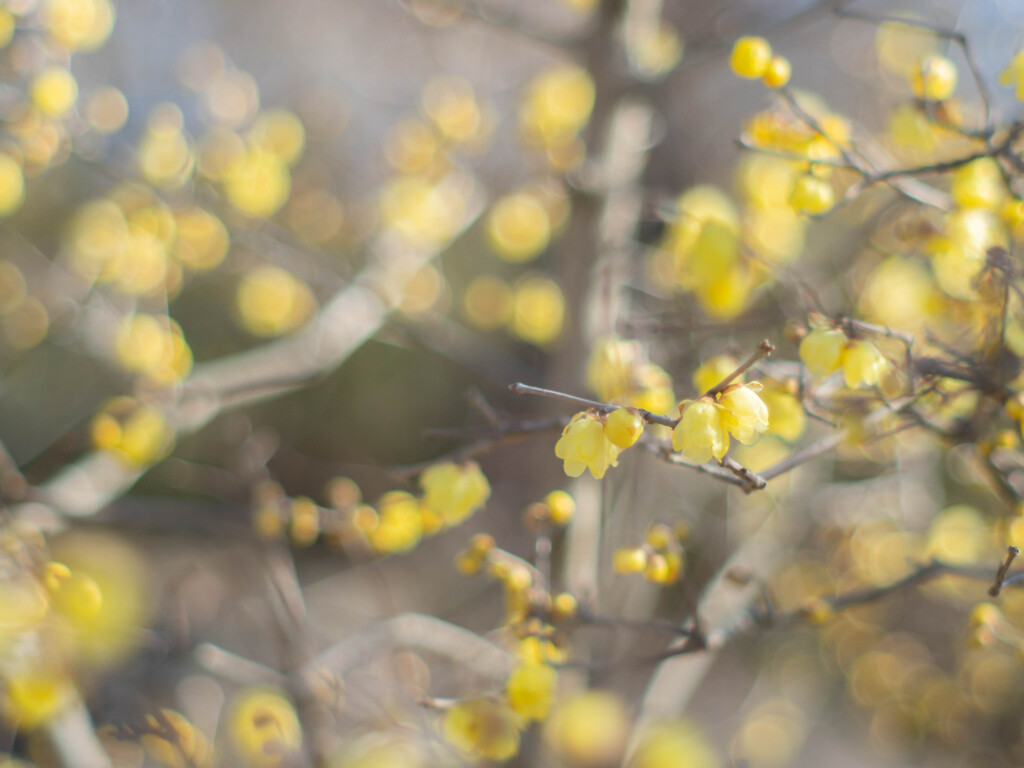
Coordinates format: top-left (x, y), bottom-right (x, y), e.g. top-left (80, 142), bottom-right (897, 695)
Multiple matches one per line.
top-left (251, 463), bottom-right (490, 555)
top-left (612, 523), bottom-right (687, 584)
top-left (227, 688), bottom-right (303, 767)
top-left (89, 397), bottom-right (175, 467)
top-left (554, 408), bottom-right (645, 479)
top-left (799, 325), bottom-right (887, 388)
top-left (0, 530), bottom-right (145, 732)
top-left (672, 382), bottom-right (770, 464)
top-left (730, 36), bottom-right (791, 90)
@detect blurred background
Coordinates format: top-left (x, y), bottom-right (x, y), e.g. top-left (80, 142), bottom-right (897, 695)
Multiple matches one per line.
top-left (4, 0), bottom-right (1024, 766)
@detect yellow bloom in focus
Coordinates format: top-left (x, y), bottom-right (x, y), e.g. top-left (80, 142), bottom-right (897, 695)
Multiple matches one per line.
top-left (841, 339), bottom-right (886, 388)
top-left (229, 688), bottom-right (302, 767)
top-left (236, 265), bottom-right (315, 337)
top-left (604, 408), bottom-right (644, 449)
top-left (799, 326), bottom-right (845, 378)
top-left (368, 491), bottom-right (423, 554)
top-left (3, 670), bottom-right (74, 729)
top-left (31, 67), bottom-right (78, 118)
top-left (672, 400), bottom-right (728, 464)
top-left (507, 663), bottom-right (557, 721)
top-left (717, 384), bottom-right (769, 445)
top-left (442, 698), bottom-right (522, 762)
top-left (554, 412), bottom-right (620, 479)
top-left (419, 461), bottom-right (490, 526)
top-left (44, 0), bottom-right (115, 51)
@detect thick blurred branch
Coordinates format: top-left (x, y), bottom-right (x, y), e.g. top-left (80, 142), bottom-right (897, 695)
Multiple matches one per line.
top-left (23, 173), bottom-right (484, 526)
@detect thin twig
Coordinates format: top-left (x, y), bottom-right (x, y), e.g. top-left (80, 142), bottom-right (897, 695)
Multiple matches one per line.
top-left (508, 382), bottom-right (679, 427)
top-left (991, 547), bottom-right (1022, 596)
top-left (704, 340), bottom-right (775, 397)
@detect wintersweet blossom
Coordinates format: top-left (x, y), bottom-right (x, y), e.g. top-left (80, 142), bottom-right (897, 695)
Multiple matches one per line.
top-left (841, 339), bottom-right (887, 388)
top-left (718, 383), bottom-right (770, 444)
top-left (672, 399), bottom-right (729, 463)
top-left (799, 326), bottom-right (846, 378)
top-left (419, 461), bottom-right (491, 526)
top-left (554, 412), bottom-right (619, 479)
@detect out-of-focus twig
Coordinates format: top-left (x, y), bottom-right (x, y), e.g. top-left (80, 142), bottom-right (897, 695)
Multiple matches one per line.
top-left (21, 174), bottom-right (484, 527)
top-left (42, 695), bottom-right (113, 768)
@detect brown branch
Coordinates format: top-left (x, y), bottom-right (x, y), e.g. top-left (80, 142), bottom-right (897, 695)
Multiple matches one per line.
top-left (991, 547), bottom-right (1021, 596)
top-left (509, 382), bottom-right (679, 427)
top-left (704, 339), bottom-right (774, 397)
top-left (720, 456), bottom-right (767, 491)
top-left (833, 6), bottom-right (995, 137)
top-left (641, 442), bottom-right (752, 489)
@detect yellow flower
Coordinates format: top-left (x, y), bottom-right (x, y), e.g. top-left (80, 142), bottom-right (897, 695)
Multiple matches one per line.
top-left (554, 412), bottom-right (620, 479)
top-left (368, 491), bottom-right (423, 554)
top-left (603, 408), bottom-right (644, 449)
top-left (841, 340), bottom-right (886, 388)
top-left (228, 688), bottom-right (302, 767)
top-left (544, 691), bottom-right (628, 767)
top-left (631, 721), bottom-right (719, 768)
top-left (419, 461), bottom-right (491, 526)
top-left (442, 698), bottom-right (522, 762)
top-left (799, 326), bottom-right (846, 378)
top-left (506, 663), bottom-right (557, 721)
top-left (1000, 50), bottom-right (1024, 101)
top-left (672, 400), bottom-right (729, 463)
top-left (3, 669), bottom-right (74, 729)
top-left (760, 385), bottom-right (806, 443)
top-left (718, 383), bottom-right (769, 445)
top-left (140, 709), bottom-right (212, 768)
